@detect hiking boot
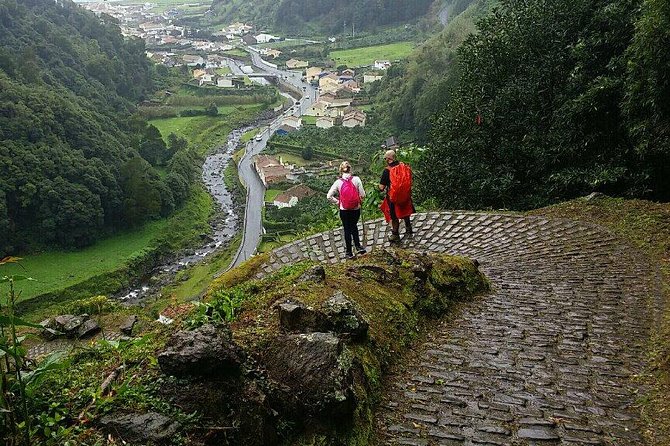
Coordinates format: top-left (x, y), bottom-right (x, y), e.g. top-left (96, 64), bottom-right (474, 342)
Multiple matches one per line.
top-left (388, 232), bottom-right (400, 242)
top-left (356, 247), bottom-right (367, 255)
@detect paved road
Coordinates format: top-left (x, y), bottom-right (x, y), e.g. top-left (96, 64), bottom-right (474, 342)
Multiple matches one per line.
top-left (230, 50), bottom-right (317, 267)
top-left (254, 211), bottom-right (660, 445)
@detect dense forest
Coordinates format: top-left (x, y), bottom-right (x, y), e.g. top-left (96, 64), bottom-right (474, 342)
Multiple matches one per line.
top-left (211, 0), bottom-right (434, 33)
top-left (373, 0), bottom-right (669, 209)
top-left (0, 0), bottom-right (196, 255)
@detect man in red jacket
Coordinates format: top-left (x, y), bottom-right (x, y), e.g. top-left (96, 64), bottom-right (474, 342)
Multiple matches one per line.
top-left (379, 149), bottom-right (415, 241)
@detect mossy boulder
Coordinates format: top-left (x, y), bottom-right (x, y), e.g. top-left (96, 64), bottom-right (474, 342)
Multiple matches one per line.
top-left (174, 248), bottom-right (488, 445)
top-left (157, 324), bottom-right (244, 378)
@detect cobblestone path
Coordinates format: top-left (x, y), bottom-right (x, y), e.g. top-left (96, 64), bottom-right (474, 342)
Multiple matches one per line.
top-left (258, 212), bottom-right (660, 446)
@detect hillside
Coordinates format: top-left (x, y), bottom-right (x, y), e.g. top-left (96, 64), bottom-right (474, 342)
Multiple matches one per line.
top-left (211, 0), bottom-right (434, 34)
top-left (373, 0), bottom-right (492, 141)
top-left (0, 0), bottom-right (194, 254)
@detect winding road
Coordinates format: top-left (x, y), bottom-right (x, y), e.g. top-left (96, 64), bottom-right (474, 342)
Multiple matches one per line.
top-left (229, 49), bottom-right (318, 267)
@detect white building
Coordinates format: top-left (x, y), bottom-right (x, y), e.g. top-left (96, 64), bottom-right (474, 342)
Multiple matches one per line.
top-left (255, 33), bottom-right (279, 43)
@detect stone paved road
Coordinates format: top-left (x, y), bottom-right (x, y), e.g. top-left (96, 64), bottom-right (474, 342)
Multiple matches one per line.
top-left (257, 212), bottom-right (660, 446)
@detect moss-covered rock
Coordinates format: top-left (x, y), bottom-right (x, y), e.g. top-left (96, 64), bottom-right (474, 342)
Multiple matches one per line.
top-left (171, 247), bottom-right (488, 445)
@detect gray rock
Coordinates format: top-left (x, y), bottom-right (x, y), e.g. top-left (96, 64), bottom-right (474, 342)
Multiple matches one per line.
top-left (517, 427), bottom-right (560, 440)
top-left (322, 291), bottom-right (368, 340)
top-left (54, 315), bottom-right (86, 337)
top-left (265, 332), bottom-right (355, 418)
top-left (78, 319), bottom-right (100, 338)
top-left (298, 265), bottom-right (326, 283)
top-left (100, 412), bottom-right (180, 444)
top-left (120, 315), bottom-right (138, 336)
top-left (278, 301), bottom-right (327, 333)
top-left (277, 292), bottom-right (368, 340)
top-left (157, 324), bottom-right (243, 378)
top-left (39, 319), bottom-right (60, 340)
top-left (585, 192), bottom-right (606, 201)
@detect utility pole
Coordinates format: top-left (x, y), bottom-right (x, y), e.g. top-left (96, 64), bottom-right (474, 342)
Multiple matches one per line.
top-left (352, 22), bottom-right (355, 38)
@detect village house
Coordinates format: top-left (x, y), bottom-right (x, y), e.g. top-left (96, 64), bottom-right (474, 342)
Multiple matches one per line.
top-left (260, 48), bottom-right (282, 58)
top-left (255, 33), bottom-right (280, 43)
top-left (217, 76), bottom-right (244, 88)
top-left (319, 73), bottom-right (340, 95)
top-left (242, 34), bottom-right (258, 46)
top-left (183, 55), bottom-right (205, 67)
top-left (342, 110), bottom-right (367, 128)
top-left (340, 80), bottom-right (361, 94)
top-left (286, 59), bottom-right (309, 70)
top-left (282, 115), bottom-right (302, 129)
top-left (192, 68), bottom-right (207, 79)
top-left (305, 101), bottom-right (329, 117)
top-left (254, 155), bottom-right (291, 186)
top-left (305, 67), bottom-right (324, 82)
top-left (374, 60), bottom-right (392, 70)
top-left (272, 184), bottom-right (316, 208)
top-left (161, 36), bottom-right (178, 45)
top-left (206, 55), bottom-right (225, 68)
top-left (364, 73), bottom-right (384, 83)
top-left (319, 93), bottom-right (354, 109)
top-left (227, 22), bottom-right (253, 36)
top-left (199, 74), bottom-right (215, 86)
top-left (316, 116), bottom-right (336, 129)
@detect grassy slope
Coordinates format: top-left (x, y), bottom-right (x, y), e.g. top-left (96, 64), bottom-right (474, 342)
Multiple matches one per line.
top-left (2, 221), bottom-right (167, 302)
top-left (529, 196), bottom-right (670, 445)
top-left (330, 42), bottom-right (415, 67)
top-left (2, 188), bottom-right (213, 307)
top-left (149, 103), bottom-right (267, 153)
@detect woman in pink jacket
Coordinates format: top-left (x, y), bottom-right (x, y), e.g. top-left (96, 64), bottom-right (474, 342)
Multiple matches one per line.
top-left (327, 161), bottom-right (367, 259)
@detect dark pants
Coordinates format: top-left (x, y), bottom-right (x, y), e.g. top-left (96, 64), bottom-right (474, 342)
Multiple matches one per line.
top-left (340, 209), bottom-right (362, 255)
top-left (388, 201), bottom-right (413, 234)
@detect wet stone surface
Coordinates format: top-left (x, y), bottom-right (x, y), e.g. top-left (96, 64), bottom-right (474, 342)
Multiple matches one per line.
top-left (256, 212), bottom-right (660, 445)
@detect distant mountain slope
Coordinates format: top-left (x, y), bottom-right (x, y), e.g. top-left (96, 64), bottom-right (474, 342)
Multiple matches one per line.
top-left (211, 0), bottom-right (434, 33)
top-left (0, 0), bottom-right (191, 254)
top-left (373, 0), bottom-right (493, 140)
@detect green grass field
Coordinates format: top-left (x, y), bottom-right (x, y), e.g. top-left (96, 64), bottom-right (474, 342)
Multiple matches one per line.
top-left (301, 115), bottom-right (317, 126)
top-left (222, 49), bottom-right (250, 59)
top-left (241, 129), bottom-right (257, 144)
top-left (1, 223), bottom-right (167, 302)
top-left (114, 0), bottom-right (208, 13)
top-left (265, 189), bottom-right (282, 202)
top-left (1, 188), bottom-right (213, 304)
top-left (150, 104), bottom-right (266, 154)
top-left (257, 39), bottom-right (319, 49)
top-left (159, 234), bottom-right (242, 304)
top-left (330, 42), bottom-right (415, 67)
top-left (275, 152), bottom-right (308, 166)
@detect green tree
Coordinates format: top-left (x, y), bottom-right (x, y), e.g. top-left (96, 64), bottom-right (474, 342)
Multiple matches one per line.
top-left (205, 102), bottom-right (218, 116)
top-left (120, 157), bottom-right (163, 227)
top-left (421, 0), bottom-right (651, 210)
top-left (301, 147), bottom-right (313, 160)
top-left (623, 0), bottom-right (670, 199)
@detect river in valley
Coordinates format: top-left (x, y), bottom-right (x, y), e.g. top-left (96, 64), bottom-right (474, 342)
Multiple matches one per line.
top-left (117, 127), bottom-right (248, 305)
top-left (116, 52), bottom-right (313, 306)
